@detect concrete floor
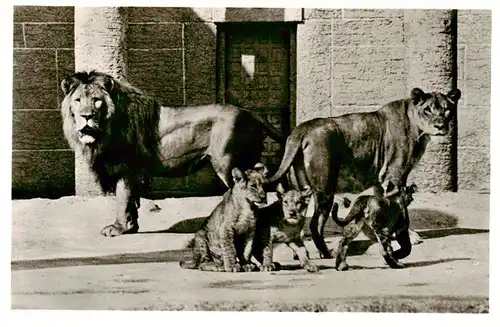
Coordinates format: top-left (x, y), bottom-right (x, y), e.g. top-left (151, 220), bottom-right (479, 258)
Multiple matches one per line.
top-left (11, 191), bottom-right (490, 311)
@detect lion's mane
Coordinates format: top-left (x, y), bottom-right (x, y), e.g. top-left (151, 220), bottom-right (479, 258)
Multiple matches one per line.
top-left (61, 71), bottom-right (160, 194)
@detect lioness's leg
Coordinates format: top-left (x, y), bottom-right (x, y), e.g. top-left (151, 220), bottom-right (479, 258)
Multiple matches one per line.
top-left (100, 178), bottom-right (139, 237)
top-left (288, 239), bottom-right (318, 273)
top-left (335, 222), bottom-right (363, 271)
top-left (310, 192), bottom-right (335, 259)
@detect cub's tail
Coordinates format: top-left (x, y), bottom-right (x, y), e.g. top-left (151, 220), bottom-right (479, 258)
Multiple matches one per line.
top-left (179, 260), bottom-right (198, 270)
top-left (331, 197), bottom-right (367, 227)
top-left (179, 238), bottom-right (198, 269)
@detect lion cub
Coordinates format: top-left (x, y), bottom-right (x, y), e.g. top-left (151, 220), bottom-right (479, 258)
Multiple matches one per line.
top-left (333, 184), bottom-right (418, 271)
top-left (252, 184), bottom-right (318, 272)
top-left (180, 164), bottom-right (268, 272)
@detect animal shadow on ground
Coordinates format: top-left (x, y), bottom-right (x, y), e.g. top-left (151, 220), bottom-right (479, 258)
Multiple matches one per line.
top-left (346, 257), bottom-right (473, 271)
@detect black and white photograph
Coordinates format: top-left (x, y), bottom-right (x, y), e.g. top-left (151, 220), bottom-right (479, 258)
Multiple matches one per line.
top-left (6, 0), bottom-right (495, 317)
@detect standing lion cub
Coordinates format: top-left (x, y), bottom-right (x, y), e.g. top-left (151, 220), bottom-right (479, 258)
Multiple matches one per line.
top-left (252, 184), bottom-right (317, 272)
top-left (180, 164), bottom-right (268, 272)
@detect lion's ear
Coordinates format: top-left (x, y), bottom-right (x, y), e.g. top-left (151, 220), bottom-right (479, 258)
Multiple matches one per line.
top-left (410, 88), bottom-right (426, 105)
top-left (61, 76), bottom-right (79, 95)
top-left (92, 73), bottom-right (115, 94)
top-left (232, 167), bottom-right (246, 184)
top-left (276, 183), bottom-right (285, 199)
top-left (447, 89), bottom-right (461, 104)
top-left (253, 162), bottom-right (269, 178)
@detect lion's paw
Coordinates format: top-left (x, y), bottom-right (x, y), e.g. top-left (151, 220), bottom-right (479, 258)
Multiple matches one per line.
top-left (100, 224), bottom-right (126, 237)
top-left (100, 222), bottom-right (138, 237)
top-left (335, 262), bottom-right (349, 271)
top-left (304, 262), bottom-right (319, 273)
top-left (224, 263), bottom-right (242, 273)
top-left (409, 230), bottom-right (423, 245)
top-left (242, 263), bottom-right (258, 272)
top-left (260, 262), bottom-right (280, 272)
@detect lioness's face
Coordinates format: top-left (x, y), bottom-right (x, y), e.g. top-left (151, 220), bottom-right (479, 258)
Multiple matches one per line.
top-left (410, 88), bottom-right (461, 136)
top-left (232, 165), bottom-right (268, 206)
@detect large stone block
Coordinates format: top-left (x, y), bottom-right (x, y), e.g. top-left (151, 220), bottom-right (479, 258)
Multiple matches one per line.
top-left (343, 9), bottom-right (403, 19)
top-left (12, 110), bottom-right (68, 150)
top-left (14, 6), bottom-right (74, 22)
top-left (56, 49), bottom-right (75, 106)
top-left (127, 7), bottom-right (210, 22)
top-left (13, 49), bottom-right (58, 109)
top-left (127, 23), bottom-right (182, 49)
top-left (128, 49), bottom-right (184, 106)
top-left (12, 150), bottom-right (75, 199)
top-left (24, 23), bottom-right (74, 48)
top-left (296, 21), bottom-right (332, 123)
top-left (184, 23), bottom-right (217, 105)
top-left (457, 146), bottom-right (490, 191)
top-left (457, 106), bottom-right (490, 148)
top-left (407, 136), bottom-right (455, 192)
top-left (332, 18), bottom-right (404, 46)
top-left (304, 8), bottom-right (342, 20)
top-left (458, 10), bottom-right (491, 45)
top-left (332, 45), bottom-right (406, 106)
top-left (465, 44), bottom-right (491, 107)
top-left (13, 23), bottom-right (24, 48)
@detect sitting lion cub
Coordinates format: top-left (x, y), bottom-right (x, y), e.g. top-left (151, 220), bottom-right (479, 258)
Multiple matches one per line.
top-left (252, 184), bottom-right (318, 272)
top-left (333, 184), bottom-right (418, 271)
top-left (180, 163), bottom-right (268, 272)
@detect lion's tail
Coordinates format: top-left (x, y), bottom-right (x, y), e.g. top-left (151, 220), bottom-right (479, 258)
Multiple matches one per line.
top-left (265, 130), bottom-right (304, 184)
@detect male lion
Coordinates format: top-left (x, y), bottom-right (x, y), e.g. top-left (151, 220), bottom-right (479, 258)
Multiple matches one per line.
top-left (179, 164), bottom-right (267, 272)
top-left (265, 88), bottom-right (461, 259)
top-left (332, 184), bottom-right (418, 271)
top-left (61, 71), bottom-right (283, 237)
top-left (252, 184), bottom-right (317, 272)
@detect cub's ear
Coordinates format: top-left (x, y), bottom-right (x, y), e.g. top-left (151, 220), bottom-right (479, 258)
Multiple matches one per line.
top-left (253, 162), bottom-right (269, 178)
top-left (61, 75), bottom-right (80, 95)
top-left (447, 89), bottom-right (461, 104)
top-left (301, 187), bottom-right (313, 199)
top-left (232, 167), bottom-right (246, 184)
top-left (410, 88), bottom-right (426, 105)
top-left (276, 183), bottom-right (286, 199)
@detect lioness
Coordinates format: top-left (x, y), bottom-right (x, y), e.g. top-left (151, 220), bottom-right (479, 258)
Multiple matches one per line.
top-left (265, 88), bottom-right (461, 259)
top-left (179, 164), bottom-right (267, 272)
top-left (60, 71), bottom-right (284, 237)
top-left (333, 184), bottom-right (418, 271)
top-left (252, 184), bottom-right (318, 272)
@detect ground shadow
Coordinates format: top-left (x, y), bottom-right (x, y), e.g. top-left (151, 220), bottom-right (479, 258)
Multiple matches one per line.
top-left (139, 216), bottom-right (208, 234)
top-left (347, 257), bottom-right (473, 271)
top-left (11, 249), bottom-right (192, 271)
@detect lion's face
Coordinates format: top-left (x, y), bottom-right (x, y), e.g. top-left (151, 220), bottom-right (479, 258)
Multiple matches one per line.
top-left (232, 164), bottom-right (268, 206)
top-left (276, 184), bottom-right (312, 222)
top-left (61, 72), bottom-right (115, 147)
top-left (410, 88), bottom-right (461, 136)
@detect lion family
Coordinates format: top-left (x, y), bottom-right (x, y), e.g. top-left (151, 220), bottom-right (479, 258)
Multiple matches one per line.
top-left (61, 71), bottom-right (461, 272)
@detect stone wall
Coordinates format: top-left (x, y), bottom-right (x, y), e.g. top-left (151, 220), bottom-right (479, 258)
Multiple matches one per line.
top-left (12, 6), bottom-right (75, 198)
top-left (457, 10), bottom-right (491, 191)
